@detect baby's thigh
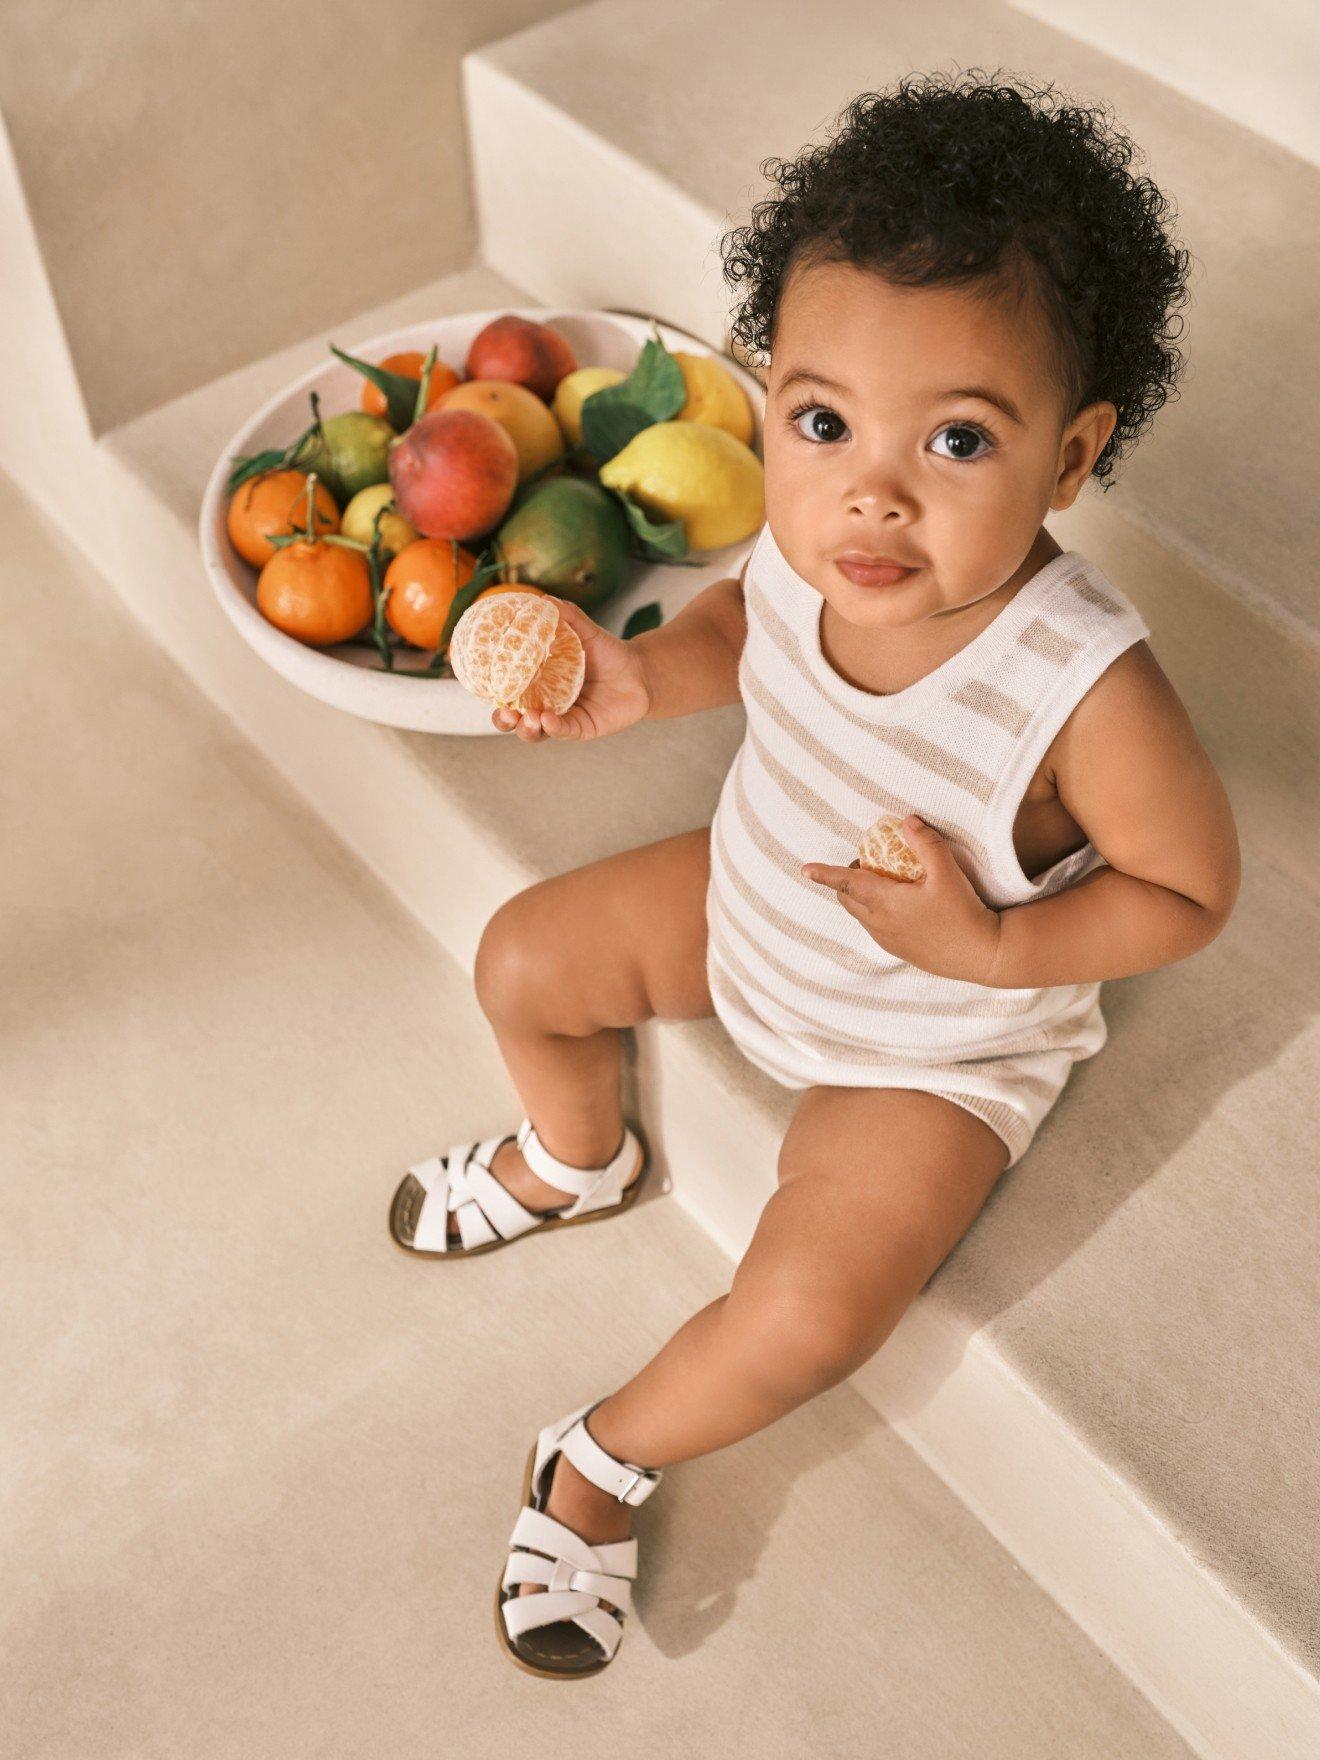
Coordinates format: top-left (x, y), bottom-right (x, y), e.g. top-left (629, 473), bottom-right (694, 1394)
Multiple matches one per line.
top-left (766, 1086), bottom-right (1011, 1311)
top-left (473, 825), bottom-right (715, 1032)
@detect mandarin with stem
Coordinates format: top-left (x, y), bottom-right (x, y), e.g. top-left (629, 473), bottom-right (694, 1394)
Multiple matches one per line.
top-left (227, 469), bottom-right (339, 567)
top-left (359, 350), bottom-right (461, 419)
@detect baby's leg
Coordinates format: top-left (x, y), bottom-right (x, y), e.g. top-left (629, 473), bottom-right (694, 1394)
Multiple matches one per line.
top-left (588, 1086), bottom-right (1011, 1466)
top-left (521, 1087), bottom-right (1010, 1620)
top-left (409, 825), bottom-right (713, 1250)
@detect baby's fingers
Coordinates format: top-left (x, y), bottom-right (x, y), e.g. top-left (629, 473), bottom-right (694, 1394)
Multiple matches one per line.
top-left (492, 703), bottom-right (580, 740)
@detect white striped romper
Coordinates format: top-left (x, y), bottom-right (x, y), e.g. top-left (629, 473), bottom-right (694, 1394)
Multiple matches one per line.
top-left (704, 519), bottom-right (1152, 1169)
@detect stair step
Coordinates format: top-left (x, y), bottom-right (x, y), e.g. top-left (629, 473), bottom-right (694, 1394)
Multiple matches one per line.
top-left (6, 469), bottom-right (1194, 1756)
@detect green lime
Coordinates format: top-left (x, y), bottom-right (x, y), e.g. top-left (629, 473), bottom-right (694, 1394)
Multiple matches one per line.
top-left (293, 412), bottom-right (395, 503)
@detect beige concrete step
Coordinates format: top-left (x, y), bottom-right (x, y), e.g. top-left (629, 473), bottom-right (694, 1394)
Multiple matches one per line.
top-left (82, 257), bottom-right (1320, 1757)
top-left (2, 470), bottom-right (1195, 1759)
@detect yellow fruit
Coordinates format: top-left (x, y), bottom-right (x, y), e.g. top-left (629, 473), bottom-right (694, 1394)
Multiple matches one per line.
top-left (340, 483), bottom-right (419, 556)
top-left (597, 420), bottom-right (764, 550)
top-left (435, 378), bottom-right (565, 482)
top-left (448, 590), bottom-right (585, 713)
top-left (672, 352), bottom-right (755, 445)
top-left (551, 366), bottom-right (627, 453)
top-left (858, 814), bottom-right (926, 883)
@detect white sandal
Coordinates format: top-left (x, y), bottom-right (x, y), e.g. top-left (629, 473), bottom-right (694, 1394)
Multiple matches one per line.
top-left (495, 1398), bottom-right (663, 1677)
top-left (388, 1117), bottom-right (647, 1257)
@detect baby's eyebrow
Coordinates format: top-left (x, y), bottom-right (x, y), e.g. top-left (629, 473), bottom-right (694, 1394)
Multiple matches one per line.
top-left (941, 384), bottom-right (1026, 427)
top-left (777, 367), bottom-right (1026, 427)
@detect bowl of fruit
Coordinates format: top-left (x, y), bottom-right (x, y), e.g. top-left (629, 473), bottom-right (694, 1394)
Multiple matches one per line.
top-left (197, 307), bottom-right (766, 734)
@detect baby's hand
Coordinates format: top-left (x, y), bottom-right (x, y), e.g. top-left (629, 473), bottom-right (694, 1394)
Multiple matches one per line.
top-left (491, 597), bottom-right (651, 743)
top-left (802, 816), bottom-right (1002, 983)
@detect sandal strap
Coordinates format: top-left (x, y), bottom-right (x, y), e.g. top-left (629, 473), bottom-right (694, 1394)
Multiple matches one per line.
top-left (501, 1508), bottom-right (636, 1659)
top-left (516, 1118), bottom-right (637, 1218)
top-left (557, 1405), bottom-right (663, 1507)
top-left (500, 1588), bottom-right (624, 1660)
top-left (502, 1551), bottom-right (635, 1615)
top-left (407, 1135), bottom-right (543, 1252)
top-left (507, 1504), bottom-right (639, 1578)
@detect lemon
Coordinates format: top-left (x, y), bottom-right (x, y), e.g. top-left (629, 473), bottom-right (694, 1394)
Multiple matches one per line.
top-left (598, 420), bottom-right (764, 551)
top-left (672, 352), bottom-right (755, 445)
top-left (340, 483), bottom-right (419, 556)
top-left (551, 367), bottom-right (627, 452)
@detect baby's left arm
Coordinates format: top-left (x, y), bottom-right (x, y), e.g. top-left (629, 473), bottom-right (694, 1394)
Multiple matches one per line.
top-left (986, 642), bottom-right (1241, 988)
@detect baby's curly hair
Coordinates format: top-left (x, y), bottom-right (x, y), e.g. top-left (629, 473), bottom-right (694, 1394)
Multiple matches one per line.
top-left (719, 68), bottom-right (1193, 491)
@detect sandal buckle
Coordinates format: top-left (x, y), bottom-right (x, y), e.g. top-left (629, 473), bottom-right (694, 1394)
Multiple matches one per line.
top-left (616, 1469), bottom-right (643, 1504)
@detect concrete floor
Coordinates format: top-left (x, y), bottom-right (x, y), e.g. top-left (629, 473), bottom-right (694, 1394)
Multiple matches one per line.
top-left (0, 472), bottom-right (1191, 1757)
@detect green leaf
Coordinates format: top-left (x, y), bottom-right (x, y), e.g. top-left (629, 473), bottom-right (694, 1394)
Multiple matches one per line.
top-left (599, 484), bottom-right (690, 562)
top-left (328, 343), bottom-right (421, 433)
top-left (411, 345), bottom-right (438, 427)
top-left (366, 537), bottom-right (394, 671)
top-left (225, 448), bottom-right (287, 495)
top-left (621, 602), bottom-right (663, 639)
top-left (580, 333), bottom-right (686, 465)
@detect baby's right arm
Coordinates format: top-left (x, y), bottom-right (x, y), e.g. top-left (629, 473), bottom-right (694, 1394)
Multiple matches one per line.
top-left (634, 567), bottom-right (747, 720)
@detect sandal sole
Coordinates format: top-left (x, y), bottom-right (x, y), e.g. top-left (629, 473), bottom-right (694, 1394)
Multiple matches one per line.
top-left (387, 1136), bottom-right (649, 1260)
top-left (493, 1439), bottom-right (620, 1678)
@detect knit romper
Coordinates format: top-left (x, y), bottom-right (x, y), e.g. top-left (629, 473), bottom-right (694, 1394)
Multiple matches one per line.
top-left (703, 519), bottom-right (1152, 1170)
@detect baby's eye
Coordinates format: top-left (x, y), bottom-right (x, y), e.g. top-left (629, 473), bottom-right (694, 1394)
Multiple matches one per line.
top-left (786, 403), bottom-right (997, 462)
top-left (787, 401), bottom-right (847, 444)
top-left (929, 422), bottom-right (996, 462)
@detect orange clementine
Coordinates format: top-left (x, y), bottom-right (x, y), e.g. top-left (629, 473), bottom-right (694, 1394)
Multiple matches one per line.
top-left (475, 582), bottom-right (547, 600)
top-left (858, 813), bottom-right (925, 883)
top-left (256, 539), bottom-right (373, 646)
top-left (359, 350), bottom-right (462, 419)
top-left (447, 590), bottom-right (585, 713)
top-left (382, 538), bottom-right (478, 651)
top-left (227, 470), bottom-right (339, 567)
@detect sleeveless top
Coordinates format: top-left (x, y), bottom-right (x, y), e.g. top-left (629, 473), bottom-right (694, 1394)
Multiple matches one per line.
top-left (704, 520), bottom-right (1152, 1078)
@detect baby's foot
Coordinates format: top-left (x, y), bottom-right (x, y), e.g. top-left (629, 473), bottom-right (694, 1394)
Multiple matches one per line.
top-left (517, 1447), bottom-right (632, 1616)
top-left (395, 1130), bottom-right (639, 1248)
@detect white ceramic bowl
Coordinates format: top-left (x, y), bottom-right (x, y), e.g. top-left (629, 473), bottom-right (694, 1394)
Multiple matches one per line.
top-left (197, 306), bottom-right (765, 734)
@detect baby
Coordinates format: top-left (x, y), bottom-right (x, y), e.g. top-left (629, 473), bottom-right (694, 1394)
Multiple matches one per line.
top-left (390, 70), bottom-right (1240, 1678)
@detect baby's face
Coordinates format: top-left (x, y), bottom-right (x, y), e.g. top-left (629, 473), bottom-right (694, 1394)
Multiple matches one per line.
top-left (761, 258), bottom-right (1115, 633)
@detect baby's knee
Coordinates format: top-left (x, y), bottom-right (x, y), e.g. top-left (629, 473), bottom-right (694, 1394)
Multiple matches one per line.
top-left (473, 893), bottom-right (550, 1020)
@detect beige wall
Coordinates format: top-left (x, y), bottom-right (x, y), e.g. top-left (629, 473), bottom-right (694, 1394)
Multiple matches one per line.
top-left (0, 0), bottom-right (583, 437)
top-left (1007, 0), bottom-right (1320, 168)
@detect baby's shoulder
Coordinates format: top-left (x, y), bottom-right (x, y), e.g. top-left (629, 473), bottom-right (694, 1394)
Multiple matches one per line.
top-left (1047, 637), bottom-right (1238, 907)
top-left (1051, 638), bottom-right (1184, 780)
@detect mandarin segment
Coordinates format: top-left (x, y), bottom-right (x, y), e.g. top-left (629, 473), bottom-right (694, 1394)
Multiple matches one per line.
top-left (448, 590), bottom-right (585, 714)
top-left (858, 813), bottom-right (926, 883)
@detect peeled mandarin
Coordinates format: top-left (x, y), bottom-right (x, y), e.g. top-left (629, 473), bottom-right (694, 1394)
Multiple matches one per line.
top-left (448, 589), bottom-right (585, 714)
top-left (858, 813), bottom-right (926, 883)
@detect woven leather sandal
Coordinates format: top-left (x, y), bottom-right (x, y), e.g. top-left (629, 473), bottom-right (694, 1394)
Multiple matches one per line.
top-left (388, 1117), bottom-right (647, 1257)
top-left (495, 1398), bottom-right (663, 1677)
